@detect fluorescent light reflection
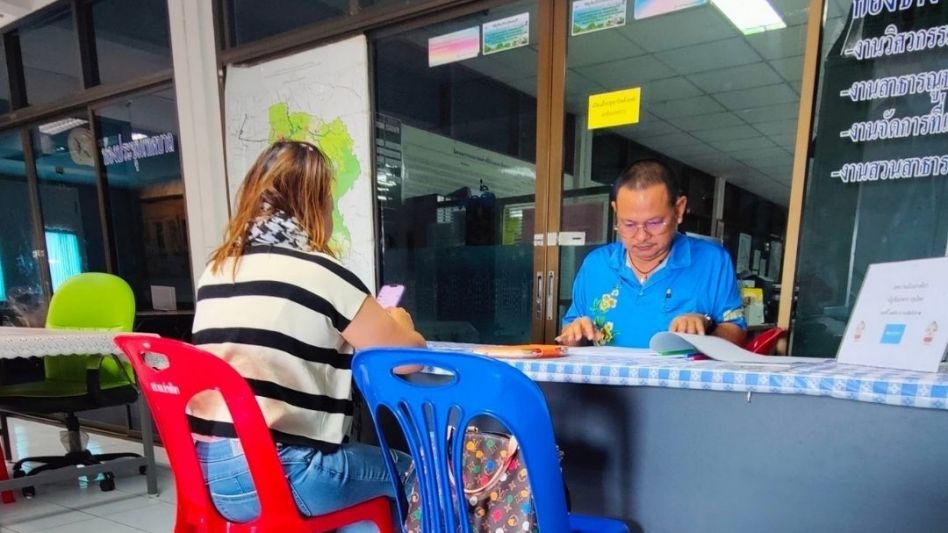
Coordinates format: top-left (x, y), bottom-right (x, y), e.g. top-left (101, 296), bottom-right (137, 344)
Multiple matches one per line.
top-left (38, 118), bottom-right (88, 136)
top-left (712, 0), bottom-right (786, 35)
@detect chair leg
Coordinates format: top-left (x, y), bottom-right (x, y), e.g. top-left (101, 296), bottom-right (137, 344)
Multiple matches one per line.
top-left (0, 438), bottom-right (13, 504)
top-left (0, 413), bottom-right (12, 461)
top-left (14, 450), bottom-right (97, 474)
top-left (63, 414), bottom-right (84, 454)
top-left (94, 452), bottom-right (141, 462)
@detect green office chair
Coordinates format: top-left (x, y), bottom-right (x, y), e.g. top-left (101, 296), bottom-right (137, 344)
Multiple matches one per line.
top-left (0, 272), bottom-right (141, 497)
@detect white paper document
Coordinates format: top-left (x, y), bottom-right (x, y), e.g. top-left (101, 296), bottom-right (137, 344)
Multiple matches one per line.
top-left (837, 257), bottom-right (948, 372)
top-left (649, 332), bottom-right (819, 365)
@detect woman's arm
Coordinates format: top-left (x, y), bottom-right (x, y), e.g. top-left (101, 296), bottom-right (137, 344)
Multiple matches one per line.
top-left (342, 296), bottom-right (426, 374)
top-left (342, 296), bottom-right (426, 349)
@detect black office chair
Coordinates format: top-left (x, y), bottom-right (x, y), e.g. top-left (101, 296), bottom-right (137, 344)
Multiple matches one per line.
top-left (0, 273), bottom-right (142, 497)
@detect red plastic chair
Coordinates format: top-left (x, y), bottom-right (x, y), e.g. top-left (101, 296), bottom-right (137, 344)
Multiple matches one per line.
top-left (1, 439), bottom-right (13, 504)
top-left (113, 335), bottom-right (393, 533)
top-left (743, 327), bottom-right (785, 355)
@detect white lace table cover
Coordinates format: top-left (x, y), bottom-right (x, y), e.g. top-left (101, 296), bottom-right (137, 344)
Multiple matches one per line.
top-left (0, 327), bottom-right (124, 359)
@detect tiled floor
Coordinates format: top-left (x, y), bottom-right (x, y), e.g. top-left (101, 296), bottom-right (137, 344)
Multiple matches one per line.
top-left (1, 418), bottom-right (175, 533)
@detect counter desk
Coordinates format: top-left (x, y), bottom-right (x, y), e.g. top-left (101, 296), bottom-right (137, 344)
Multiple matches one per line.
top-left (425, 342), bottom-right (948, 533)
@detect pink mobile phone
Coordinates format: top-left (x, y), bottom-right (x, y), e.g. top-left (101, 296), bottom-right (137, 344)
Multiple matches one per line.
top-left (377, 284), bottom-right (405, 309)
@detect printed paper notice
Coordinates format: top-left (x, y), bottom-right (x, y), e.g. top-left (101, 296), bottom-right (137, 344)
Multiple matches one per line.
top-left (429, 26), bottom-right (480, 67)
top-left (588, 87), bottom-right (641, 129)
top-left (483, 13), bottom-right (530, 55)
top-left (837, 257), bottom-right (948, 372)
top-left (634, 0), bottom-right (708, 20)
top-left (737, 233), bottom-right (752, 273)
top-left (572, 0), bottom-right (627, 36)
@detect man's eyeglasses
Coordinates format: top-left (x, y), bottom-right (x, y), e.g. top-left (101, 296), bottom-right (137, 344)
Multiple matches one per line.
top-left (617, 218), bottom-right (671, 236)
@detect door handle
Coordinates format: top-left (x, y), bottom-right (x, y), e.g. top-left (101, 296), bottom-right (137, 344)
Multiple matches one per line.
top-left (546, 271), bottom-right (556, 321)
top-left (535, 271), bottom-right (544, 319)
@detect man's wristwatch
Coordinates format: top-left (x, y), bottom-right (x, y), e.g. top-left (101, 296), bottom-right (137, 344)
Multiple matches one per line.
top-left (702, 314), bottom-right (717, 334)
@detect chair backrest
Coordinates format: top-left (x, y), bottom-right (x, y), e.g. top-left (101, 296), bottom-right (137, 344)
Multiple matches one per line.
top-left (352, 348), bottom-right (572, 533)
top-left (113, 335), bottom-right (315, 531)
top-left (744, 326), bottom-right (785, 355)
top-left (46, 272), bottom-right (135, 331)
top-left (45, 272), bottom-right (136, 383)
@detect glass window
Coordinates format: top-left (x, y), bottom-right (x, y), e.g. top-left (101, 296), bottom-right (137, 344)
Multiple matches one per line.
top-left (226, 0), bottom-right (348, 46)
top-left (31, 114), bottom-right (108, 287)
top-left (791, 1), bottom-right (948, 356)
top-left (556, 0), bottom-right (806, 328)
top-left (94, 88), bottom-right (192, 310)
top-left (0, 39), bottom-right (10, 114)
top-left (91, 0), bottom-right (172, 85)
top-left (0, 130), bottom-right (48, 326)
top-left (19, 8), bottom-right (82, 106)
top-left (44, 229), bottom-right (82, 291)
top-left (359, 0), bottom-right (427, 8)
top-left (374, 1), bottom-right (539, 343)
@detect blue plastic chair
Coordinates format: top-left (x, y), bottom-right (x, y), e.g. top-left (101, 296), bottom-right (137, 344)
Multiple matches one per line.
top-left (352, 348), bottom-right (629, 533)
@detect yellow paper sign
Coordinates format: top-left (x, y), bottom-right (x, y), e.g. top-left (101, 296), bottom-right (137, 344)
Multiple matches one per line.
top-left (587, 88), bottom-right (641, 130)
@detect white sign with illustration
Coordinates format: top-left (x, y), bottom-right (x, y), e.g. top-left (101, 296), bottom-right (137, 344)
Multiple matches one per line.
top-left (572, 0), bottom-right (627, 36)
top-left (482, 12), bottom-right (530, 55)
top-left (224, 35), bottom-right (376, 289)
top-left (837, 257), bottom-right (948, 372)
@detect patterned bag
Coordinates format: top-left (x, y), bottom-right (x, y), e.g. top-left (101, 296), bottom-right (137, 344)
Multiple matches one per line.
top-left (404, 430), bottom-right (538, 533)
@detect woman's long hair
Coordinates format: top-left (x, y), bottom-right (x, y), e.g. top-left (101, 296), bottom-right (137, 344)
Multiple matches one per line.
top-left (209, 140), bottom-right (336, 274)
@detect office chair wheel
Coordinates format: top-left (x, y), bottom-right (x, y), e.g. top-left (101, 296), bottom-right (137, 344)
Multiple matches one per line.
top-left (99, 472), bottom-right (115, 492)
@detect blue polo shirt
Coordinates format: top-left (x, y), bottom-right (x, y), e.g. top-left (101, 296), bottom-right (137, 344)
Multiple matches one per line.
top-left (562, 234), bottom-right (746, 348)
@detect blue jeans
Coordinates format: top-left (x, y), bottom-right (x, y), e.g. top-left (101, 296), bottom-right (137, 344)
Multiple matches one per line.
top-left (196, 439), bottom-right (411, 533)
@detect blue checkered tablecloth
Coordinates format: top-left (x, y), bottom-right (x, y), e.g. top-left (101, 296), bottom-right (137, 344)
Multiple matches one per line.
top-left (427, 342), bottom-right (948, 411)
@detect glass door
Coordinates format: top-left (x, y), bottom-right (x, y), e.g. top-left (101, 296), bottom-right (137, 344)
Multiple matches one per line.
top-left (93, 88), bottom-right (190, 311)
top-left (373, 0), bottom-right (546, 344)
top-left (30, 113), bottom-right (110, 293)
top-left (549, 0), bottom-right (810, 341)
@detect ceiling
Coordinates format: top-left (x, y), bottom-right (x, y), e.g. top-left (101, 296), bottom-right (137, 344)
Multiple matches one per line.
top-left (0, 0), bottom-right (170, 104)
top-left (0, 0), bottom-right (56, 30)
top-left (412, 0), bottom-right (854, 206)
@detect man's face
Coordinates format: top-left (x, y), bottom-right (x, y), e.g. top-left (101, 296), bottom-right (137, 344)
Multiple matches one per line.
top-left (612, 183), bottom-right (687, 263)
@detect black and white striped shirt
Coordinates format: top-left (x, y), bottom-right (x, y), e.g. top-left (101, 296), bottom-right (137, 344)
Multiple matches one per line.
top-left (190, 245), bottom-right (369, 451)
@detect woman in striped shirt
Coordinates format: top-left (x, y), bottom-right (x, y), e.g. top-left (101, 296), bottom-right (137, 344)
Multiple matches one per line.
top-left (190, 140), bottom-right (425, 530)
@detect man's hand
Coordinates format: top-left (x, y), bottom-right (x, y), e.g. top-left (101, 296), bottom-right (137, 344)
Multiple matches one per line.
top-left (556, 317), bottom-right (602, 346)
top-left (669, 313), bottom-right (710, 335)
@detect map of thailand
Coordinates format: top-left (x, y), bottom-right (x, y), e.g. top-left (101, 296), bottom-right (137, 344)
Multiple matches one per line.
top-left (224, 36), bottom-right (376, 288)
top-left (267, 103), bottom-right (359, 254)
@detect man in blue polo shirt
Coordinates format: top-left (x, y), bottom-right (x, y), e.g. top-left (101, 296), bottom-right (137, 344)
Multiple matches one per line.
top-left (558, 159), bottom-right (746, 348)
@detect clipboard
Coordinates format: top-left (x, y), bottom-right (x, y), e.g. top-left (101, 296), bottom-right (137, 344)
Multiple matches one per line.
top-left (472, 344), bottom-right (568, 359)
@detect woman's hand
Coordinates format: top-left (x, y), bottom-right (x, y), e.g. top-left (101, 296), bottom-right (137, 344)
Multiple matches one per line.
top-left (386, 307), bottom-right (415, 332)
top-left (343, 298), bottom-right (426, 350)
